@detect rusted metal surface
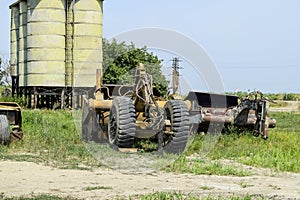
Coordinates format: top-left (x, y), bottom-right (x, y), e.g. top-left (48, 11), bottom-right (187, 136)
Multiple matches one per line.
top-left (185, 91), bottom-right (276, 139)
top-left (82, 65), bottom-right (190, 154)
top-left (0, 102), bottom-right (23, 143)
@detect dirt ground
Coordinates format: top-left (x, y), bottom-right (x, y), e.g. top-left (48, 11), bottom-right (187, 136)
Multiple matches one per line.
top-left (0, 160), bottom-right (299, 200)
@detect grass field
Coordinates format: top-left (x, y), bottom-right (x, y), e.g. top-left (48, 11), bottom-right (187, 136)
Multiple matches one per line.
top-left (169, 112), bottom-right (300, 174)
top-left (0, 110), bottom-right (299, 174)
top-left (0, 110), bottom-right (299, 200)
top-left (0, 110), bottom-right (99, 169)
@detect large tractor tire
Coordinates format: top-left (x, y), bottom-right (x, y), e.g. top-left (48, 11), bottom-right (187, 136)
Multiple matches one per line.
top-left (0, 115), bottom-right (10, 145)
top-left (108, 97), bottom-right (136, 148)
top-left (163, 100), bottom-right (190, 154)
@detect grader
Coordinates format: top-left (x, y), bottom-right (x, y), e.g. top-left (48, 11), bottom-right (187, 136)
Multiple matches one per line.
top-left (82, 64), bottom-right (190, 154)
top-left (82, 60), bottom-right (276, 154)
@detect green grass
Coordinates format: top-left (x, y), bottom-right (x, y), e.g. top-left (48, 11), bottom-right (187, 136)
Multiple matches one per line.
top-left (170, 112), bottom-right (300, 174)
top-left (83, 185), bottom-right (113, 191)
top-left (165, 156), bottom-right (251, 176)
top-left (0, 192), bottom-right (268, 200)
top-left (0, 193), bottom-right (78, 200)
top-left (138, 191), bottom-right (268, 200)
top-left (199, 186), bottom-right (214, 190)
top-left (0, 110), bottom-right (100, 169)
top-left (0, 110), bottom-right (299, 175)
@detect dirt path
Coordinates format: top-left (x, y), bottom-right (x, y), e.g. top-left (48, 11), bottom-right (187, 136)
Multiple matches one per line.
top-left (0, 160), bottom-right (299, 200)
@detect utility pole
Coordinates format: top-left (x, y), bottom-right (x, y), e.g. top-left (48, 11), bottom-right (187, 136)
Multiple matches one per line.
top-left (172, 57), bottom-right (182, 99)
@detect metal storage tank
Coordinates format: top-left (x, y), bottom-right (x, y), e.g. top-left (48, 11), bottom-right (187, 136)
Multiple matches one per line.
top-left (10, 5), bottom-right (19, 78)
top-left (72, 0), bottom-right (103, 87)
top-left (18, 1), bottom-right (27, 87)
top-left (10, 0), bottom-right (104, 108)
top-left (26, 0), bottom-right (66, 87)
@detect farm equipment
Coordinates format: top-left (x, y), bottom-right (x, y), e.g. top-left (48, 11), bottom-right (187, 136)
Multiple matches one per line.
top-left (82, 59), bottom-right (276, 154)
top-left (0, 102), bottom-right (23, 145)
top-left (82, 64), bottom-right (190, 154)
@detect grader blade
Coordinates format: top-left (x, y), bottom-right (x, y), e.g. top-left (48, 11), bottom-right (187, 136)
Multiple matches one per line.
top-left (184, 91), bottom-right (276, 137)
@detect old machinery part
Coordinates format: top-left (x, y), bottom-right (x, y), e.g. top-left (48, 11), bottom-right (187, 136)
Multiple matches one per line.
top-left (108, 96), bottom-right (136, 148)
top-left (0, 115), bottom-right (10, 145)
top-left (133, 64), bottom-right (165, 133)
top-left (0, 102), bottom-right (23, 143)
top-left (161, 100), bottom-right (190, 154)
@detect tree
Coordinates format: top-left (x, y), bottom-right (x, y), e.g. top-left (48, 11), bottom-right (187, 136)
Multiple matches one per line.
top-left (102, 38), bottom-right (169, 96)
top-left (0, 55), bottom-right (12, 87)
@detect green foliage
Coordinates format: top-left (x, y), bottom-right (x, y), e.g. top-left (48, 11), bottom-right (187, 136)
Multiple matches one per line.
top-left (227, 91), bottom-right (300, 101)
top-left (0, 95), bottom-right (27, 107)
top-left (0, 86), bottom-right (27, 107)
top-left (263, 93), bottom-right (300, 101)
top-left (103, 38), bottom-right (169, 96)
top-left (0, 55), bottom-right (12, 86)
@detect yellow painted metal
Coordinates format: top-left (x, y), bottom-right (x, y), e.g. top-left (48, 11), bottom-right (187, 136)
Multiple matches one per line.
top-left (26, 0), bottom-right (66, 87)
top-left (89, 99), bottom-right (112, 110)
top-left (10, 5), bottom-right (19, 76)
top-left (184, 100), bottom-right (192, 111)
top-left (72, 0), bottom-right (103, 87)
top-left (157, 100), bottom-right (167, 108)
top-left (17, 1), bottom-right (27, 87)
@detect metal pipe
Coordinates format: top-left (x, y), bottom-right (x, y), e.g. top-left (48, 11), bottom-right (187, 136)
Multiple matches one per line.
top-left (202, 114), bottom-right (233, 123)
top-left (89, 99), bottom-right (112, 110)
top-left (96, 68), bottom-right (102, 91)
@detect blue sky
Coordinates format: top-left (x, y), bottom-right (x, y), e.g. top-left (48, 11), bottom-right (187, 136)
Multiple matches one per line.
top-left (1, 0), bottom-right (300, 93)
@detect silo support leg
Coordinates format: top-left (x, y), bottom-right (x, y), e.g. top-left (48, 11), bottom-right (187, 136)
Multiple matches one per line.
top-left (34, 87), bottom-right (37, 109)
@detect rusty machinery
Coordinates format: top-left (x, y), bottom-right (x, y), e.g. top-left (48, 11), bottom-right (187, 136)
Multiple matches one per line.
top-left (185, 91), bottom-right (276, 139)
top-left (0, 102), bottom-right (23, 145)
top-left (82, 58), bottom-right (276, 153)
top-left (82, 63), bottom-right (190, 154)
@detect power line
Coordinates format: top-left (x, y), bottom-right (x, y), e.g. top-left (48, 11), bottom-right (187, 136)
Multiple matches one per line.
top-left (221, 64), bottom-right (300, 69)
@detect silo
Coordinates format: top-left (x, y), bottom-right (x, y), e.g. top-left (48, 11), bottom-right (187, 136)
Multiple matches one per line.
top-left (10, 5), bottom-right (19, 78)
top-left (26, 0), bottom-right (66, 87)
top-left (10, 0), bottom-right (104, 108)
top-left (71, 0), bottom-right (103, 87)
top-left (18, 1), bottom-right (27, 87)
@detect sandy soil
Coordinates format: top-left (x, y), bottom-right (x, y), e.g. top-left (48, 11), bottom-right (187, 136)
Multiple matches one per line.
top-left (0, 160), bottom-right (299, 200)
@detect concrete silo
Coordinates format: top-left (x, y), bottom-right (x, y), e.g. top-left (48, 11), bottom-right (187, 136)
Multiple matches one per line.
top-left (26, 0), bottom-right (66, 87)
top-left (9, 0), bottom-right (104, 109)
top-left (10, 4), bottom-right (19, 93)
